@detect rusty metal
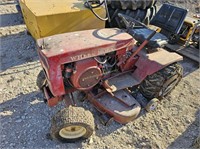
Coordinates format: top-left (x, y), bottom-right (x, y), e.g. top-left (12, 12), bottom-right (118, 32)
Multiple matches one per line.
top-left (43, 87), bottom-right (62, 107)
top-left (37, 28), bottom-right (134, 97)
top-left (37, 27), bottom-right (183, 125)
top-left (87, 89), bottom-right (141, 124)
top-left (70, 58), bottom-right (102, 90)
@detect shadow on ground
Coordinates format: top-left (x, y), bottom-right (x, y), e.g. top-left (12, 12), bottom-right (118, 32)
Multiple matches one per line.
top-left (168, 109), bottom-right (200, 149)
top-left (180, 57), bottom-right (199, 77)
top-left (0, 13), bottom-right (23, 27)
top-left (0, 91), bottom-right (83, 149)
top-left (0, 32), bottom-right (38, 72)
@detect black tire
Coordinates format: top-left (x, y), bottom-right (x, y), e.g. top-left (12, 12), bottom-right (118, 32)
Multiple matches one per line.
top-left (107, 0), bottom-right (157, 28)
top-left (140, 63), bottom-right (183, 100)
top-left (50, 106), bottom-right (95, 143)
top-left (108, 0), bottom-right (156, 10)
top-left (36, 70), bottom-right (46, 89)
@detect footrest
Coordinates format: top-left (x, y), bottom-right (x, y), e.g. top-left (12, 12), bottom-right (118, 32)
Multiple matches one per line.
top-left (103, 73), bottom-right (139, 92)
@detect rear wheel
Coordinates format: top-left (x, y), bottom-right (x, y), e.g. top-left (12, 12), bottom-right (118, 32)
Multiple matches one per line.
top-left (107, 0), bottom-right (156, 10)
top-left (50, 106), bottom-right (95, 143)
top-left (140, 63), bottom-right (183, 99)
top-left (107, 0), bottom-right (157, 28)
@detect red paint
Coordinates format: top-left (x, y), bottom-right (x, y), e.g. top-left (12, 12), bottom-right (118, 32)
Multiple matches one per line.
top-left (37, 28), bottom-right (134, 97)
top-left (70, 58), bottom-right (102, 90)
top-left (37, 28), bottom-right (183, 123)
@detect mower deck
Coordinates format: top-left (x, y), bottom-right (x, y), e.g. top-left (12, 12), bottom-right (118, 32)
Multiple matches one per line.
top-left (88, 89), bottom-right (141, 124)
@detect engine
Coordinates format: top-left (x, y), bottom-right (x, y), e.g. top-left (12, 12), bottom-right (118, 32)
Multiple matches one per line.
top-left (63, 52), bottom-right (117, 90)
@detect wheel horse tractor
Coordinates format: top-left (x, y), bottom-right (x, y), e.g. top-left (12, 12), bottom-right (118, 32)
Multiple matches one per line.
top-left (22, 0), bottom-right (187, 142)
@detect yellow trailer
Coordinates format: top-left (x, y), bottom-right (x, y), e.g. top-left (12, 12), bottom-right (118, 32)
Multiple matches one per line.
top-left (20, 0), bottom-right (106, 39)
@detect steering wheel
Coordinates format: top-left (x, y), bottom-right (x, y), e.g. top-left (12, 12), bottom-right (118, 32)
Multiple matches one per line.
top-left (118, 13), bottom-right (148, 29)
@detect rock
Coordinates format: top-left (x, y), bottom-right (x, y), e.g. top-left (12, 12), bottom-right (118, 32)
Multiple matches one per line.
top-left (96, 124), bottom-right (100, 130)
top-left (122, 126), bottom-right (128, 132)
top-left (15, 119), bottom-right (22, 123)
top-left (9, 143), bottom-right (15, 147)
top-left (88, 137), bottom-right (93, 145)
top-left (105, 145), bottom-right (110, 149)
top-left (141, 142), bottom-right (147, 146)
top-left (185, 119), bottom-right (191, 124)
top-left (21, 115), bottom-right (25, 119)
top-left (2, 135), bottom-right (6, 138)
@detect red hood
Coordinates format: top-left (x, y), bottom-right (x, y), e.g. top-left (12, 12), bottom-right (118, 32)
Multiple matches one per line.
top-left (37, 28), bottom-right (135, 63)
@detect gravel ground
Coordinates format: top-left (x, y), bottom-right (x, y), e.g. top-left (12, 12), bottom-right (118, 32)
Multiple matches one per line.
top-left (0, 0), bottom-right (200, 149)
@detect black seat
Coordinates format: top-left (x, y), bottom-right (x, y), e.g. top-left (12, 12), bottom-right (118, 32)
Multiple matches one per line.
top-left (129, 28), bottom-right (168, 48)
top-left (128, 3), bottom-right (188, 48)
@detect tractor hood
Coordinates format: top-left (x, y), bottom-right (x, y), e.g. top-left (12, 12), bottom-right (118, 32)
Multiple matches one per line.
top-left (37, 28), bottom-right (134, 64)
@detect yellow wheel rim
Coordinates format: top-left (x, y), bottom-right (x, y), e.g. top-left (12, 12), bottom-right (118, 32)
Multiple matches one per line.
top-left (59, 125), bottom-right (87, 139)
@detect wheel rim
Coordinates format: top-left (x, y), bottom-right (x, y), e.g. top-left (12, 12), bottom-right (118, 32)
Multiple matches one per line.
top-left (59, 125), bottom-right (87, 139)
top-left (149, 102), bottom-right (158, 111)
top-left (161, 78), bottom-right (179, 96)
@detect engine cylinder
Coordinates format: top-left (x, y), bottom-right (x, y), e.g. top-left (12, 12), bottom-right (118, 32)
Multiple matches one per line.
top-left (70, 58), bottom-right (102, 90)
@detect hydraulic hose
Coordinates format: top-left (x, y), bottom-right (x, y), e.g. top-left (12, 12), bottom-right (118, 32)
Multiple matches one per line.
top-left (84, 0), bottom-right (110, 21)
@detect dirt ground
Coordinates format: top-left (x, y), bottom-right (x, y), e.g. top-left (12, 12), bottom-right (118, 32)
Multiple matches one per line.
top-left (0, 0), bottom-right (200, 149)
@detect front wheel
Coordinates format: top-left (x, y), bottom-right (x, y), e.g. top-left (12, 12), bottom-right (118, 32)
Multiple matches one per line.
top-left (140, 63), bottom-right (183, 99)
top-left (36, 70), bottom-right (46, 90)
top-left (50, 106), bottom-right (95, 143)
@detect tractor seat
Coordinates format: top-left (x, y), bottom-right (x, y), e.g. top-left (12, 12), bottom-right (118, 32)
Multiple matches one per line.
top-left (129, 28), bottom-right (168, 48)
top-left (122, 3), bottom-right (188, 48)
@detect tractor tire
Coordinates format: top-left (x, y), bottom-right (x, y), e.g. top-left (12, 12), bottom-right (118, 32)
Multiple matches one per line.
top-left (36, 70), bottom-right (46, 90)
top-left (50, 106), bottom-right (95, 143)
top-left (107, 0), bottom-right (157, 28)
top-left (140, 63), bottom-right (183, 100)
top-left (107, 0), bottom-right (156, 10)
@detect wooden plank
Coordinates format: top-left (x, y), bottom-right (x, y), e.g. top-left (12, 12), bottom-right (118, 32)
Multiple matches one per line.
top-left (166, 44), bottom-right (199, 63)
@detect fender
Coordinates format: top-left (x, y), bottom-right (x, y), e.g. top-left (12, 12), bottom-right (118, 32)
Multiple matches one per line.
top-left (132, 48), bottom-right (183, 83)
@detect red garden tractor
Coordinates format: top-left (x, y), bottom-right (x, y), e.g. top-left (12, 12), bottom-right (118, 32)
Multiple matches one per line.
top-left (36, 2), bottom-right (187, 142)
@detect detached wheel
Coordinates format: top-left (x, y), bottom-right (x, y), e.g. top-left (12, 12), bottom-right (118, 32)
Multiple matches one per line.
top-left (36, 70), bottom-right (46, 89)
top-left (140, 63), bottom-right (183, 99)
top-left (50, 106), bottom-right (95, 143)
